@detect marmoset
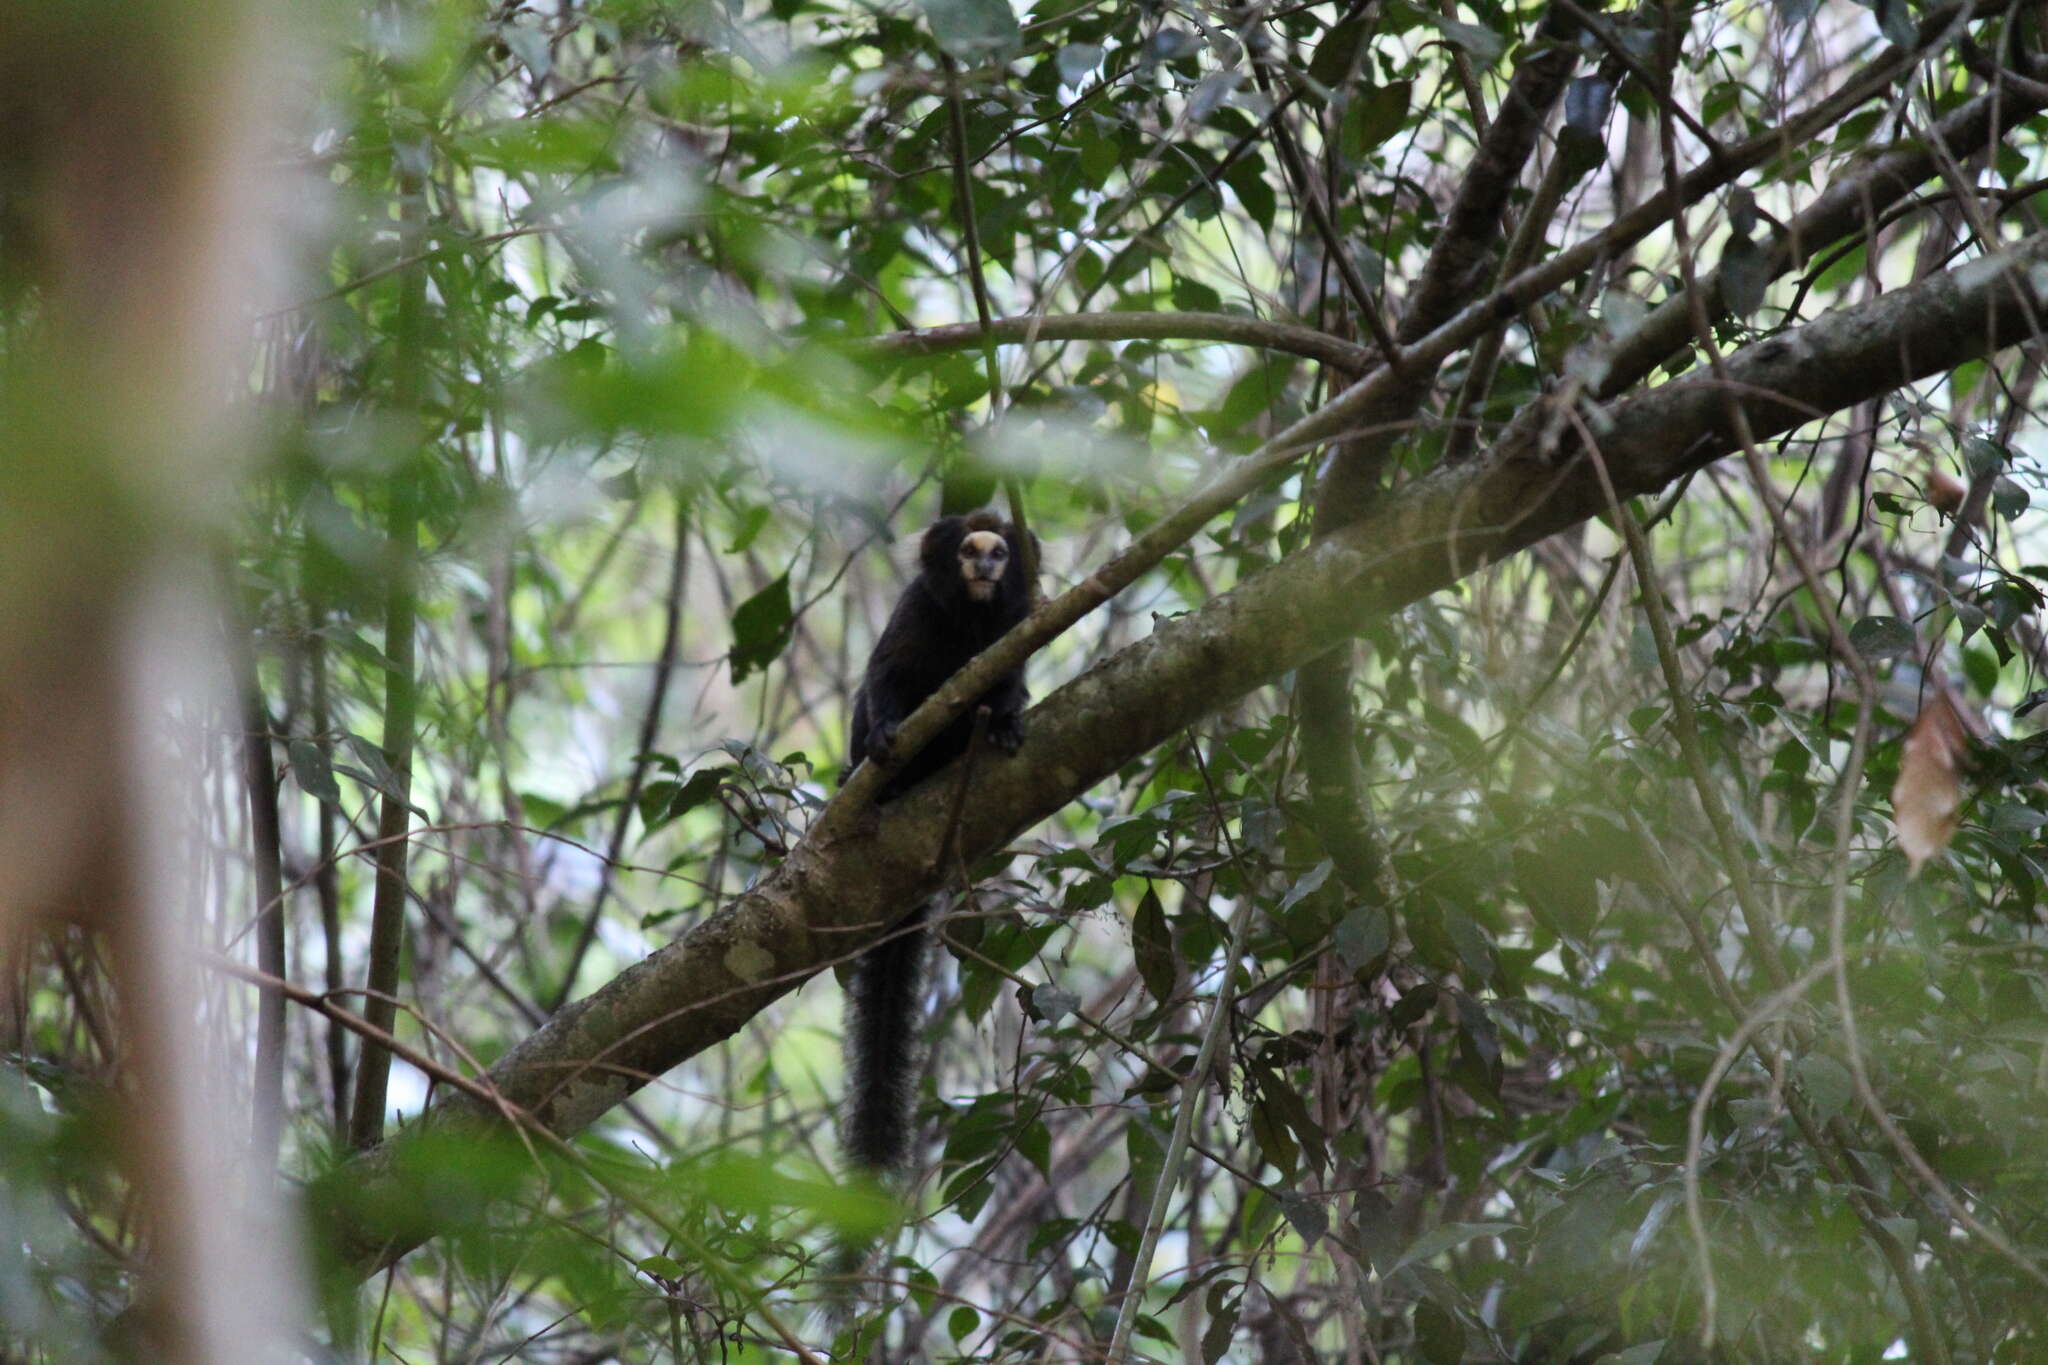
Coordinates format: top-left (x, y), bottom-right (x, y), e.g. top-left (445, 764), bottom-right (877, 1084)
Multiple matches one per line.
top-left (843, 510), bottom-right (1035, 1176)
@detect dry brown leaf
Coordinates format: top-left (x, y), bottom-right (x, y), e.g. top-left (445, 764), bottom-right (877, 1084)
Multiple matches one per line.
top-left (1892, 694), bottom-right (1967, 875)
top-left (1923, 468), bottom-right (1968, 519)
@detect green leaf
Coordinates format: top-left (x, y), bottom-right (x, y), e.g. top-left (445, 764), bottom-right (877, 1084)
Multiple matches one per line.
top-left (729, 572), bottom-right (793, 683)
top-left (1308, 16), bottom-right (1372, 89)
top-left (1426, 14), bottom-right (1504, 63)
top-left (1170, 275), bottom-right (1223, 312)
top-left (1727, 187), bottom-right (1761, 237)
top-left (288, 739), bottom-right (342, 805)
top-left (498, 18), bottom-right (553, 82)
top-left (1795, 1053), bottom-right (1853, 1123)
top-left (1452, 990), bottom-right (1502, 1090)
top-left (461, 120), bottom-right (616, 175)
top-left (1387, 1221), bottom-right (1519, 1275)
top-left (1133, 885), bottom-right (1178, 1006)
top-left (1847, 615), bottom-right (1915, 663)
top-left (1441, 908), bottom-right (1498, 985)
top-left (339, 735), bottom-right (429, 818)
top-left (1024, 983), bottom-right (1078, 1025)
top-left (1186, 71), bottom-right (1241, 123)
top-left (1963, 641), bottom-right (1999, 696)
top-left (1224, 158), bottom-right (1277, 231)
top-left (1719, 232), bottom-right (1770, 319)
top-left (1993, 476), bottom-right (2029, 522)
top-left (1988, 803), bottom-right (2048, 833)
top-left (1340, 81), bottom-right (1412, 161)
top-left (1559, 77), bottom-right (1613, 182)
top-left (1056, 43), bottom-right (1103, 86)
top-left (1078, 130), bottom-right (1121, 186)
top-left (1333, 905), bottom-right (1390, 971)
top-left (724, 504), bottom-right (772, 553)
top-left (518, 792), bottom-right (567, 828)
top-left (1414, 1298), bottom-right (1466, 1365)
top-left (918, 0), bottom-right (1020, 62)
top-left (944, 1157), bottom-right (1000, 1219)
top-left (1132, 1313), bottom-right (1174, 1343)
top-left (1248, 1084), bottom-right (1299, 1180)
top-left (1857, 0), bottom-right (1916, 47)
top-left (1390, 982), bottom-right (1438, 1031)
top-left (666, 766), bottom-right (731, 820)
top-left (1277, 859), bottom-right (1332, 913)
top-left (1201, 1292), bottom-right (1239, 1364)
top-left (1628, 622), bottom-right (1660, 674)
top-left (1126, 1114), bottom-right (1165, 1199)
top-left (1963, 434), bottom-right (2007, 480)
top-left (1145, 28), bottom-right (1203, 64)
top-left (1277, 1192), bottom-right (1328, 1245)
top-left (1015, 1114), bottom-right (1052, 1176)
top-left (1026, 1217), bottom-right (1080, 1257)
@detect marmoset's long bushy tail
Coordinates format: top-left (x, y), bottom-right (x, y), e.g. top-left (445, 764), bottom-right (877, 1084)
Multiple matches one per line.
top-left (842, 901), bottom-right (931, 1176)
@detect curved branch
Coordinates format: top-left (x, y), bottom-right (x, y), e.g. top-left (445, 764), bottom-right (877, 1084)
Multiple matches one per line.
top-left (325, 230), bottom-right (2048, 1275)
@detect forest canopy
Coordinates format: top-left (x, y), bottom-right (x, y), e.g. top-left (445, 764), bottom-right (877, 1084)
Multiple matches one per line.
top-left (3, 0), bottom-right (2048, 1362)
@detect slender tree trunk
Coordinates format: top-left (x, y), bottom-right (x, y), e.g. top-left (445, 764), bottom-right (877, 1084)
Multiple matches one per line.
top-left (347, 167), bottom-right (427, 1152)
top-left (236, 631), bottom-right (289, 1169)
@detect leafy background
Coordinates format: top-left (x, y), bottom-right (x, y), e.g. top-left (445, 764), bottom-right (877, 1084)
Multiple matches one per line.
top-left (4, 0), bottom-right (2048, 1362)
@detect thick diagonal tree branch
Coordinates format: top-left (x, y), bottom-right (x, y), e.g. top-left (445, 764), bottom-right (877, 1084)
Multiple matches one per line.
top-left (327, 231), bottom-right (2048, 1274)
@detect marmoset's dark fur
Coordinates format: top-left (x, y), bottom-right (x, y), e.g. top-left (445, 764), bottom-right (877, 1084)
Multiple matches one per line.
top-left (843, 511), bottom-right (1034, 1177)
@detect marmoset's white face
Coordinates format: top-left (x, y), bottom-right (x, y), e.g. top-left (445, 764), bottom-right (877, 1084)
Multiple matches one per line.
top-left (959, 530), bottom-right (1009, 602)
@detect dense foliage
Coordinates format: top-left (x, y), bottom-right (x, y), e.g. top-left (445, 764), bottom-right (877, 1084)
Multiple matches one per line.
top-left (4, 0), bottom-right (2048, 1361)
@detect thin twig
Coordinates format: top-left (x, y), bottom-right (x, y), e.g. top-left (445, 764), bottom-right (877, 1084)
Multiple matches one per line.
top-left (1106, 737), bottom-right (1260, 1364)
top-left (554, 493), bottom-right (694, 1010)
top-left (939, 706), bottom-right (994, 886)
